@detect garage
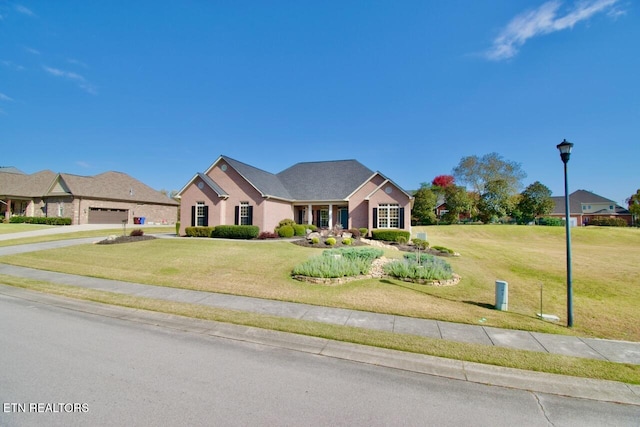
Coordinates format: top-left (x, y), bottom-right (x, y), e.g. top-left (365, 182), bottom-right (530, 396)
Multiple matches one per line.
top-left (88, 207), bottom-right (128, 224)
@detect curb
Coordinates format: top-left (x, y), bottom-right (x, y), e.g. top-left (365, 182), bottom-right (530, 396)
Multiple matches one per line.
top-left (2, 284), bottom-right (639, 406)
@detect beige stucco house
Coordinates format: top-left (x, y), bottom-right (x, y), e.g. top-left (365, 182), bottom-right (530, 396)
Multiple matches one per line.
top-left (550, 189), bottom-right (632, 226)
top-left (1, 167), bottom-right (178, 225)
top-left (177, 155), bottom-right (413, 236)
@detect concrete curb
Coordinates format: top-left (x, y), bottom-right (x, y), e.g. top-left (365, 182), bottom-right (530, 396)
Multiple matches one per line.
top-left (2, 284), bottom-right (639, 406)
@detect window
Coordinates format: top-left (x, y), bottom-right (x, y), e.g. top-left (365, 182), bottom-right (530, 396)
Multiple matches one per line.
top-left (240, 202), bottom-right (250, 225)
top-left (196, 202), bottom-right (206, 226)
top-left (57, 203), bottom-right (64, 217)
top-left (378, 203), bottom-right (399, 228)
top-left (319, 209), bottom-right (329, 228)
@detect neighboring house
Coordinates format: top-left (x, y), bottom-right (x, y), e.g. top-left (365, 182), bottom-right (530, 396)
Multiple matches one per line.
top-left (549, 189), bottom-right (632, 226)
top-left (177, 155), bottom-right (413, 236)
top-left (0, 167), bottom-right (178, 225)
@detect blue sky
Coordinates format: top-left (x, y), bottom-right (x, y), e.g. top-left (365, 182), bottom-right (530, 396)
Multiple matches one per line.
top-left (1, 1), bottom-right (638, 206)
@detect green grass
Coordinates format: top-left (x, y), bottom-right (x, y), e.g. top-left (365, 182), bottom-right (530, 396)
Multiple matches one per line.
top-left (0, 226), bottom-right (175, 247)
top-left (0, 223), bottom-right (54, 234)
top-left (1, 225), bottom-right (639, 342)
top-left (3, 275), bottom-right (639, 385)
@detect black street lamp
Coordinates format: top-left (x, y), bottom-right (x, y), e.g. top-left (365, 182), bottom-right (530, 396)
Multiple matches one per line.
top-left (557, 139), bottom-right (574, 327)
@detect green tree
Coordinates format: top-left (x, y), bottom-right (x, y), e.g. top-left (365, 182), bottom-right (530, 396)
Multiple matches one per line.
top-left (443, 185), bottom-right (472, 223)
top-left (452, 152), bottom-right (527, 195)
top-left (477, 179), bottom-right (513, 223)
top-left (516, 181), bottom-right (555, 224)
top-left (628, 189), bottom-right (640, 226)
top-left (411, 184), bottom-right (437, 225)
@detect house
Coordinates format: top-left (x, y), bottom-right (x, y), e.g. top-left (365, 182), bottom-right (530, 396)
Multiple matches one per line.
top-left (549, 189), bottom-right (632, 226)
top-left (177, 155), bottom-right (413, 236)
top-left (0, 167), bottom-right (178, 225)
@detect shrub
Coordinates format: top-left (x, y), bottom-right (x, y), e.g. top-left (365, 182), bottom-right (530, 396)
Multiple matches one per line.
top-left (588, 217), bottom-right (627, 227)
top-left (411, 238), bottom-right (429, 249)
top-left (258, 231), bottom-right (279, 239)
top-left (185, 226), bottom-right (215, 237)
top-left (277, 225), bottom-right (295, 238)
top-left (175, 221), bottom-right (180, 236)
top-left (306, 224), bottom-right (317, 231)
top-left (359, 228), bottom-right (368, 237)
top-left (432, 245), bottom-right (455, 254)
top-left (383, 257), bottom-right (453, 281)
top-left (347, 228), bottom-right (361, 238)
top-left (130, 229), bottom-right (144, 237)
top-left (371, 229), bottom-right (410, 242)
top-left (538, 217), bottom-right (564, 226)
top-left (396, 236), bottom-right (407, 244)
top-left (311, 236), bottom-right (320, 244)
top-left (277, 218), bottom-right (296, 228)
top-left (293, 224), bottom-right (307, 236)
top-left (292, 255), bottom-right (371, 278)
top-left (9, 216), bottom-right (72, 225)
top-left (211, 225), bottom-right (260, 239)
top-left (323, 247), bottom-right (383, 262)
top-left (325, 237), bottom-right (336, 246)
top-left (342, 237), bottom-right (352, 245)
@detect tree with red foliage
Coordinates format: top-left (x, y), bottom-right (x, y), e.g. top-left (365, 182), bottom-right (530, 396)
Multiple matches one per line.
top-left (431, 175), bottom-right (455, 188)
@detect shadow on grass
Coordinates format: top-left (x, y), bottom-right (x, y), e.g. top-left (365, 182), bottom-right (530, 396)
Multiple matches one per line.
top-left (463, 300), bottom-right (495, 310)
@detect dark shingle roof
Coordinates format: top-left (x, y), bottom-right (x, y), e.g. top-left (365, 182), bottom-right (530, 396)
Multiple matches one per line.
top-left (277, 160), bottom-right (375, 200)
top-left (551, 190), bottom-right (626, 215)
top-left (221, 156), bottom-right (292, 199)
top-left (197, 172), bottom-right (228, 197)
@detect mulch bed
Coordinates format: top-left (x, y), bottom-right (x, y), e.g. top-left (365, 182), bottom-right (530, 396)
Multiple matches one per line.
top-left (96, 235), bottom-right (157, 245)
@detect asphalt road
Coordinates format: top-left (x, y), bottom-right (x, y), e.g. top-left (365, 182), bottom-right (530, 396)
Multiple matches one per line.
top-left (1, 294), bottom-right (638, 427)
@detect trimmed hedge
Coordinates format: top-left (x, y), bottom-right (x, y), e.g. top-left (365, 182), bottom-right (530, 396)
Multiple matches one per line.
top-left (211, 225), bottom-right (260, 239)
top-left (371, 229), bottom-right (410, 242)
top-left (185, 226), bottom-right (215, 237)
top-left (277, 225), bottom-right (295, 238)
top-left (9, 216), bottom-right (72, 225)
top-left (588, 217), bottom-right (628, 227)
top-left (293, 224), bottom-right (307, 236)
top-left (538, 217), bottom-right (564, 226)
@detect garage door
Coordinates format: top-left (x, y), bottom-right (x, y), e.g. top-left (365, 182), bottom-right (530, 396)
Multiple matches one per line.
top-left (88, 208), bottom-right (129, 224)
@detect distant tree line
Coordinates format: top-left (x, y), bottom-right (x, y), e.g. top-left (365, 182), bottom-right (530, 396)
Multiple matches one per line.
top-left (412, 152), bottom-right (555, 225)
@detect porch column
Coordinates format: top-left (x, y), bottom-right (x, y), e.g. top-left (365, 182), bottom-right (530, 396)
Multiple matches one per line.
top-left (4, 198), bottom-right (11, 221)
top-left (328, 203), bottom-right (333, 229)
top-left (307, 204), bottom-right (312, 224)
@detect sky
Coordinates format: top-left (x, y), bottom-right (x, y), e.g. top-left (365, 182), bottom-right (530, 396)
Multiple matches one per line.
top-left (1, 0), bottom-right (638, 206)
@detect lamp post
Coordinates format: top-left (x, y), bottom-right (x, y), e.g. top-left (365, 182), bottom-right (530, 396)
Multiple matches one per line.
top-left (557, 139), bottom-right (574, 327)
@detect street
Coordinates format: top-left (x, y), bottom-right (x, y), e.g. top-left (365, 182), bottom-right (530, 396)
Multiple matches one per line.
top-left (1, 293), bottom-right (638, 426)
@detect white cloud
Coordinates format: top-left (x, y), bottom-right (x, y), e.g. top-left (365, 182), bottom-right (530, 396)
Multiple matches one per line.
top-left (14, 4), bottom-right (34, 16)
top-left (486, 0), bottom-right (621, 61)
top-left (67, 58), bottom-right (89, 69)
top-left (24, 46), bottom-right (41, 55)
top-left (43, 66), bottom-right (98, 95)
top-left (0, 93), bottom-right (14, 102)
top-left (75, 161), bottom-right (91, 168)
top-left (1, 60), bottom-right (25, 71)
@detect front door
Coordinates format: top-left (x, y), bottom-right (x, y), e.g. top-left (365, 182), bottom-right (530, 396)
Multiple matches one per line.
top-left (338, 208), bottom-right (348, 230)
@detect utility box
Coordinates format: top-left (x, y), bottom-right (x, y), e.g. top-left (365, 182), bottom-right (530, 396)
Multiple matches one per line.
top-left (495, 280), bottom-right (508, 311)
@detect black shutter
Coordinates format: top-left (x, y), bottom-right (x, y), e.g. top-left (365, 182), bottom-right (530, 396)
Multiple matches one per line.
top-left (247, 206), bottom-right (253, 225)
top-left (399, 207), bottom-right (405, 229)
top-left (298, 209), bottom-right (303, 224)
top-left (191, 206), bottom-right (196, 227)
top-left (315, 210), bottom-right (320, 227)
top-left (372, 208), bottom-right (378, 229)
top-left (234, 206), bottom-right (239, 225)
top-left (203, 206), bottom-right (209, 226)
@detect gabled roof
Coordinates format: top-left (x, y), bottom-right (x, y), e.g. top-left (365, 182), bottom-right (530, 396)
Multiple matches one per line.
top-left (197, 172), bottom-right (228, 197)
top-left (0, 166), bottom-right (26, 174)
top-left (44, 171), bottom-right (178, 205)
top-left (221, 156), bottom-right (292, 200)
top-left (551, 189), bottom-right (627, 215)
top-left (277, 159), bottom-right (375, 201)
top-left (0, 170), bottom-right (56, 198)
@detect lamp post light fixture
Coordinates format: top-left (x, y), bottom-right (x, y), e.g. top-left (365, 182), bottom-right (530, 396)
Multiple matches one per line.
top-left (557, 139), bottom-right (574, 327)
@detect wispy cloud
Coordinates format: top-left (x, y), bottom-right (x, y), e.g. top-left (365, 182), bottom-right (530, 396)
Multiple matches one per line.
top-left (485, 0), bottom-right (621, 61)
top-left (67, 58), bottom-right (89, 69)
top-left (0, 93), bottom-right (14, 102)
top-left (43, 66), bottom-right (98, 95)
top-left (14, 4), bottom-right (35, 17)
top-left (24, 46), bottom-right (41, 55)
top-left (75, 161), bottom-right (91, 169)
top-left (1, 60), bottom-right (26, 71)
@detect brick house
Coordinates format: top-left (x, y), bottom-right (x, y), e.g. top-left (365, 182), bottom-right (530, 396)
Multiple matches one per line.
top-left (549, 189), bottom-right (632, 226)
top-left (1, 167), bottom-right (178, 225)
top-left (177, 155), bottom-right (413, 236)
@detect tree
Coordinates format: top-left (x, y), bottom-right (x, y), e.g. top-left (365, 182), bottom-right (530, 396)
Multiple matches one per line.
top-left (452, 152), bottom-right (526, 195)
top-left (443, 185), bottom-right (472, 223)
top-left (431, 175), bottom-right (455, 189)
top-left (411, 184), bottom-right (437, 225)
top-left (477, 179), bottom-right (513, 223)
top-left (516, 181), bottom-right (555, 224)
top-left (628, 189), bottom-right (640, 226)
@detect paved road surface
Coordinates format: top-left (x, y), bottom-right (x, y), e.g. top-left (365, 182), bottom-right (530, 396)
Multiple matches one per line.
top-left (1, 293), bottom-right (638, 427)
